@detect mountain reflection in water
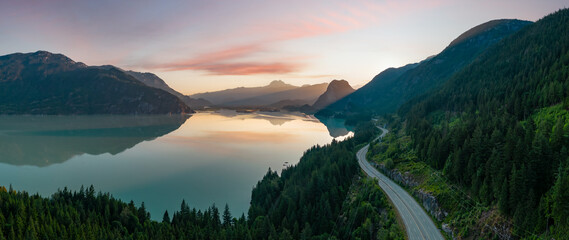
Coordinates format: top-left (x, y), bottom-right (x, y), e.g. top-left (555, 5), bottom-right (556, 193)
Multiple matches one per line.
top-left (0, 111), bottom-right (351, 220)
top-left (0, 115), bottom-right (189, 166)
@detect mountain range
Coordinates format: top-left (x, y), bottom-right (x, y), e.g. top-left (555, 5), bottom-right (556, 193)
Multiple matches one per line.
top-left (190, 80), bottom-right (326, 107)
top-left (191, 79), bottom-right (355, 111)
top-left (0, 50), bottom-right (357, 115)
top-left (0, 51), bottom-right (192, 114)
top-left (0, 19), bottom-right (534, 117)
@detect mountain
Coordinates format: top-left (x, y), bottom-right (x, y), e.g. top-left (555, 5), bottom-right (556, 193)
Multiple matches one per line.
top-left (190, 80), bottom-right (329, 107)
top-left (125, 71), bottom-right (212, 109)
top-left (267, 99), bottom-right (311, 109)
top-left (222, 82), bottom-right (328, 107)
top-left (320, 19), bottom-right (531, 117)
top-left (190, 80), bottom-right (297, 105)
top-left (312, 79), bottom-right (355, 110)
top-left (391, 9), bottom-right (569, 237)
top-left (0, 51), bottom-right (192, 114)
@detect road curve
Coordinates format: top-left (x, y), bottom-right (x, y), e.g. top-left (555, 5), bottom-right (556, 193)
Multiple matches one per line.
top-left (358, 127), bottom-right (444, 240)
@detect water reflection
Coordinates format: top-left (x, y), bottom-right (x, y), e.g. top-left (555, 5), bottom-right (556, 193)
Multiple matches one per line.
top-left (0, 111), bottom-right (351, 220)
top-left (0, 115), bottom-right (189, 166)
top-left (316, 117), bottom-right (354, 138)
top-left (202, 109), bottom-right (316, 126)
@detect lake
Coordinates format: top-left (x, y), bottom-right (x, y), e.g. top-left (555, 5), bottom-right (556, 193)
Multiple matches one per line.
top-left (0, 110), bottom-right (352, 220)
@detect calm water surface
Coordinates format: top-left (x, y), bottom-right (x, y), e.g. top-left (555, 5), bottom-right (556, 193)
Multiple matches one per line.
top-left (0, 110), bottom-right (351, 219)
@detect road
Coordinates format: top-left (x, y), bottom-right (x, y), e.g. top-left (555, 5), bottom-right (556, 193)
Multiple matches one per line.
top-left (357, 127), bottom-right (444, 240)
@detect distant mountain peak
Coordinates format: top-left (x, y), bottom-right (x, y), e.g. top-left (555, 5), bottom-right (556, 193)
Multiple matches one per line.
top-left (32, 50), bottom-right (53, 57)
top-left (29, 50), bottom-right (86, 67)
top-left (312, 80), bottom-right (355, 110)
top-left (268, 80), bottom-right (289, 87)
top-left (328, 79), bottom-right (351, 88)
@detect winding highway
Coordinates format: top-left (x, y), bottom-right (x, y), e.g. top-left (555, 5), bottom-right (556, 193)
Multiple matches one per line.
top-left (357, 127), bottom-right (444, 240)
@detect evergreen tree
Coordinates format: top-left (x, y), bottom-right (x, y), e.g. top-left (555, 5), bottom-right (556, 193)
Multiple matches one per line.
top-left (552, 159), bottom-right (569, 231)
top-left (223, 204), bottom-right (232, 228)
top-left (162, 211), bottom-right (170, 224)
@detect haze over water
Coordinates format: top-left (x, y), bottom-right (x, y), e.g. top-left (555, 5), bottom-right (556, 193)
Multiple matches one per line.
top-left (0, 111), bottom-right (351, 219)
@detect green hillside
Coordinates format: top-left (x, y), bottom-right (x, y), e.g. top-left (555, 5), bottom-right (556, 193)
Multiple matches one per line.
top-left (382, 8), bottom-right (569, 238)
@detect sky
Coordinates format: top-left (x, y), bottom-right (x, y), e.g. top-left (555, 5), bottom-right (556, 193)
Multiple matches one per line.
top-left (1, 0), bottom-right (567, 94)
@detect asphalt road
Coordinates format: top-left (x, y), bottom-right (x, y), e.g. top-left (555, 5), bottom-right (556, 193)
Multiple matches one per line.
top-left (357, 127), bottom-right (444, 240)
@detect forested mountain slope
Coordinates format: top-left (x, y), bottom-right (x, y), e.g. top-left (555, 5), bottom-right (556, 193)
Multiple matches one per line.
top-left (396, 8), bottom-right (569, 237)
top-left (320, 19), bottom-right (531, 117)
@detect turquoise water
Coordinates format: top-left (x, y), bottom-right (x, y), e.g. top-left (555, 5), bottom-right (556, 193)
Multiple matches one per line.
top-left (0, 110), bottom-right (351, 219)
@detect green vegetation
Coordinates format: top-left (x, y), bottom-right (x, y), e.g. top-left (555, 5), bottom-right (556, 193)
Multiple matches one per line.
top-left (0, 122), bottom-right (402, 239)
top-left (0, 185), bottom-right (251, 240)
top-left (364, 8), bottom-right (569, 239)
top-left (334, 177), bottom-right (403, 240)
top-left (369, 126), bottom-right (512, 239)
top-left (248, 140), bottom-right (359, 239)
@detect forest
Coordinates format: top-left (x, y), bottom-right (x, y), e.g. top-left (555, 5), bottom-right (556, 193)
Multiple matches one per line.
top-left (367, 8), bottom-right (569, 238)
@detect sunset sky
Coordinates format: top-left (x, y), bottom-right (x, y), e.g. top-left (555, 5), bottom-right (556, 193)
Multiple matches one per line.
top-left (1, 0), bottom-right (567, 94)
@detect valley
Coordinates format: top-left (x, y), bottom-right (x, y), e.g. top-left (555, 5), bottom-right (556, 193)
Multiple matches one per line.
top-left (1, 2), bottom-right (568, 240)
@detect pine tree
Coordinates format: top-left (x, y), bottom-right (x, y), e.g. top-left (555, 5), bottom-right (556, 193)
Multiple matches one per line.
top-left (552, 159), bottom-right (569, 230)
top-left (162, 211), bottom-right (170, 224)
top-left (300, 222), bottom-right (312, 240)
top-left (138, 202), bottom-right (150, 223)
top-left (223, 204), bottom-right (232, 228)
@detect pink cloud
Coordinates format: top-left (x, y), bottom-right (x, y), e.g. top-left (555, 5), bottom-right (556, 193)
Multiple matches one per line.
top-left (144, 43), bottom-right (304, 75)
top-left (134, 0), bottom-right (448, 76)
top-left (142, 10), bottom-right (360, 75)
top-left (161, 62), bottom-right (301, 75)
top-left (157, 44), bottom-right (263, 70)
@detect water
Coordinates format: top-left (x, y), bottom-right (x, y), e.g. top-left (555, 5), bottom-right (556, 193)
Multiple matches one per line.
top-left (0, 110), bottom-right (352, 219)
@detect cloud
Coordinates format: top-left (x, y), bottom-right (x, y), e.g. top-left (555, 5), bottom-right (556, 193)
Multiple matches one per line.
top-left (138, 2), bottom-right (380, 76)
top-left (167, 62), bottom-right (302, 75)
top-left (146, 43), bottom-right (302, 75)
top-left (178, 44), bottom-right (263, 67)
top-left (139, 20), bottom-right (343, 75)
top-left (130, 0), bottom-right (449, 76)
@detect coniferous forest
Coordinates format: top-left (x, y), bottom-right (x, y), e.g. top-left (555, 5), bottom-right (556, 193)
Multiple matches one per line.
top-left (404, 8), bottom-right (569, 235)
top-left (366, 8), bottom-right (569, 239)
